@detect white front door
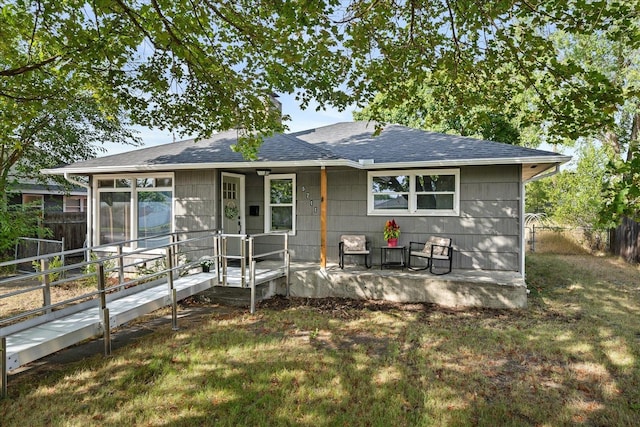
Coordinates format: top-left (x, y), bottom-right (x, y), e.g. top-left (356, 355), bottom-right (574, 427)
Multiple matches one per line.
top-left (221, 172), bottom-right (245, 256)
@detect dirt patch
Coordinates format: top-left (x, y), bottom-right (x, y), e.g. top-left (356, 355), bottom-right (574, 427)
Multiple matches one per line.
top-left (258, 295), bottom-right (437, 315)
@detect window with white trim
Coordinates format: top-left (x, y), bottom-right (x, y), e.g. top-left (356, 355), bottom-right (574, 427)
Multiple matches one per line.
top-left (264, 174), bottom-right (296, 234)
top-left (368, 169), bottom-right (459, 216)
top-left (22, 194), bottom-right (44, 209)
top-left (96, 174), bottom-right (173, 247)
top-left (64, 196), bottom-right (86, 212)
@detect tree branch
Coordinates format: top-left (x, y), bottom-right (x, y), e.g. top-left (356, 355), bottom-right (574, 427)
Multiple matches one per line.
top-left (444, 0), bottom-right (461, 73)
top-left (628, 113), bottom-right (639, 163)
top-left (0, 55), bottom-right (62, 77)
top-left (112, 0), bottom-right (158, 48)
top-left (332, 0), bottom-right (382, 24)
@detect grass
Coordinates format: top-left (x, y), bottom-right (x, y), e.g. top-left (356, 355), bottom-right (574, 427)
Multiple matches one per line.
top-left (0, 277), bottom-right (97, 323)
top-left (2, 253), bottom-right (640, 426)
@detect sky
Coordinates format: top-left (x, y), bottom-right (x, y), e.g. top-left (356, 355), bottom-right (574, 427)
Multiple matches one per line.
top-left (101, 93), bottom-right (355, 157)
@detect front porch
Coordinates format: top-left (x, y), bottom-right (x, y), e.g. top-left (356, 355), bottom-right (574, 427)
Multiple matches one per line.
top-left (213, 261), bottom-right (527, 309)
top-left (289, 263), bottom-right (527, 309)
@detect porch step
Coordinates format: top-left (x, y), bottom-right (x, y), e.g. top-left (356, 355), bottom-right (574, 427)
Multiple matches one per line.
top-left (204, 278), bottom-right (285, 307)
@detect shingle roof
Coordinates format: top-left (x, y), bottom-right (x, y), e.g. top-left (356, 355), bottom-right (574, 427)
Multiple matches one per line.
top-left (43, 121), bottom-right (569, 177)
top-left (50, 129), bottom-right (339, 171)
top-left (291, 122), bottom-right (563, 163)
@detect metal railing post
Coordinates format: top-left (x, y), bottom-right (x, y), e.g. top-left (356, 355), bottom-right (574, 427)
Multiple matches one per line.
top-left (115, 244), bottom-right (125, 291)
top-left (97, 263), bottom-right (111, 356)
top-left (248, 236), bottom-right (254, 291)
top-left (166, 246), bottom-right (178, 331)
top-left (170, 233), bottom-right (179, 278)
top-left (1, 336), bottom-right (7, 398)
top-left (214, 233), bottom-right (220, 282)
top-left (60, 237), bottom-right (66, 279)
top-left (222, 237), bottom-right (228, 286)
top-left (284, 233), bottom-right (290, 297)
top-left (250, 260), bottom-right (257, 314)
top-left (285, 252), bottom-right (291, 298)
top-left (40, 259), bottom-right (51, 314)
top-left (241, 236), bottom-right (247, 288)
top-left (14, 239), bottom-right (19, 273)
top-left (531, 224), bottom-right (536, 252)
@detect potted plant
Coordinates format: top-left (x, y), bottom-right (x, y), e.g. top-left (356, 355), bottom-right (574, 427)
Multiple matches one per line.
top-left (383, 219), bottom-right (400, 247)
top-left (199, 256), bottom-right (215, 273)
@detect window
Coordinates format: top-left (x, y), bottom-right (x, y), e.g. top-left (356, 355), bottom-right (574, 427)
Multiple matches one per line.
top-left (368, 169), bottom-right (459, 216)
top-left (264, 174), bottom-right (296, 233)
top-left (64, 196), bottom-right (85, 212)
top-left (96, 174), bottom-right (173, 247)
top-left (22, 194), bottom-right (44, 209)
top-left (223, 181), bottom-right (236, 199)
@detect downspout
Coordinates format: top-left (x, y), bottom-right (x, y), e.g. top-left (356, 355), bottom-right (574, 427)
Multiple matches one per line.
top-left (520, 164), bottom-right (562, 279)
top-left (63, 173), bottom-right (92, 251)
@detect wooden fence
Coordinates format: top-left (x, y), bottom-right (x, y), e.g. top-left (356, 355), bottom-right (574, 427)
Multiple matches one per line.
top-left (43, 212), bottom-right (86, 250)
top-left (610, 217), bottom-right (640, 263)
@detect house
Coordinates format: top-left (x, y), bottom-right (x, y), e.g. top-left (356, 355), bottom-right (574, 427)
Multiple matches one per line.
top-left (7, 175), bottom-right (87, 213)
top-left (42, 121), bottom-right (570, 277)
top-left (6, 175), bottom-right (89, 252)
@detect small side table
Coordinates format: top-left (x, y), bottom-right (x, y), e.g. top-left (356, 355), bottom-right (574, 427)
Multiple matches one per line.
top-left (380, 245), bottom-right (406, 270)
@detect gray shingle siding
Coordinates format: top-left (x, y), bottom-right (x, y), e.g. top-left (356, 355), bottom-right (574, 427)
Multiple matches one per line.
top-left (45, 121), bottom-right (567, 273)
top-left (322, 165), bottom-right (521, 270)
top-left (174, 170), bottom-right (217, 233)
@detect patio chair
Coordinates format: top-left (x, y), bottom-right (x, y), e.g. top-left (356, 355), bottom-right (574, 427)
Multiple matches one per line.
top-left (339, 235), bottom-right (371, 269)
top-left (408, 236), bottom-right (453, 275)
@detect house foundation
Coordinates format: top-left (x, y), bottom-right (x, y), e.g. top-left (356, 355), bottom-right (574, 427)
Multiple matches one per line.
top-left (286, 263), bottom-right (527, 309)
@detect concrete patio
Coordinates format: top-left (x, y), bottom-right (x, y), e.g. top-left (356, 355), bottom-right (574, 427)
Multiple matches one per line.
top-left (207, 261), bottom-right (528, 310)
top-left (287, 263), bottom-right (527, 309)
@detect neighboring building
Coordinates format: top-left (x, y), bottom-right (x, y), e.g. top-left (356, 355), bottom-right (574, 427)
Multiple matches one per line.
top-left (42, 121), bottom-right (570, 276)
top-left (8, 176), bottom-right (87, 213)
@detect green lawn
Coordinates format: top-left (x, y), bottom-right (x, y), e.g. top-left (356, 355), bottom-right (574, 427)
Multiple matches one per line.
top-left (2, 253), bottom-right (640, 426)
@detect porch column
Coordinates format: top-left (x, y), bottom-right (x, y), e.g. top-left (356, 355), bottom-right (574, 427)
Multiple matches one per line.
top-left (320, 166), bottom-right (327, 269)
top-left (519, 180), bottom-right (526, 278)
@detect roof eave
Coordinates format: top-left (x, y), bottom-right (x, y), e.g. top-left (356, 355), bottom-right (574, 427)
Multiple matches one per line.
top-left (359, 155), bottom-right (571, 170)
top-left (42, 155), bottom-right (571, 177)
top-left (41, 159), bottom-right (359, 175)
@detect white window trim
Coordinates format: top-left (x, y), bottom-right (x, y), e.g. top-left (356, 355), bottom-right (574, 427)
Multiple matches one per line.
top-left (63, 195), bottom-right (86, 212)
top-left (264, 173), bottom-right (296, 234)
top-left (367, 169), bottom-right (460, 216)
top-left (22, 194), bottom-right (44, 209)
top-left (94, 173), bottom-right (175, 249)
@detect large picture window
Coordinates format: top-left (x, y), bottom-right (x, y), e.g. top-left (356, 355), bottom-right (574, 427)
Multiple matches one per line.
top-left (96, 174), bottom-right (173, 247)
top-left (368, 169), bottom-right (459, 216)
top-left (264, 174), bottom-right (296, 234)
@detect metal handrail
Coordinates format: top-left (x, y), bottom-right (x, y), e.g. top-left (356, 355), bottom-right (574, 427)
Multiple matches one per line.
top-left (0, 229), bottom-right (220, 269)
top-left (1, 232), bottom-right (219, 327)
top-left (1, 229), bottom-right (288, 327)
top-left (1, 229), bottom-right (300, 397)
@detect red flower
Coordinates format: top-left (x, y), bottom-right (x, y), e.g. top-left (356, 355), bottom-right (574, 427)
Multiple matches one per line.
top-left (384, 219), bottom-right (400, 240)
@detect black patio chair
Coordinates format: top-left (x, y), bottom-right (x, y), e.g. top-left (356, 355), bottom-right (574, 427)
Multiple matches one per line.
top-left (339, 235), bottom-right (371, 269)
top-left (408, 236), bottom-right (453, 275)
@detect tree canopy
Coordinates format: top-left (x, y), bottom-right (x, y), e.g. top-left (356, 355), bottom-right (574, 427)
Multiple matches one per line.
top-left (2, 1), bottom-right (640, 219)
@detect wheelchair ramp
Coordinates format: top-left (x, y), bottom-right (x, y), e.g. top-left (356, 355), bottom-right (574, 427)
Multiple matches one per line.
top-left (3, 273), bottom-right (216, 372)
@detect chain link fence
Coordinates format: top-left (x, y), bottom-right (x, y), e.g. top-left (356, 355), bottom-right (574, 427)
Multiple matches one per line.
top-left (525, 224), bottom-right (609, 254)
